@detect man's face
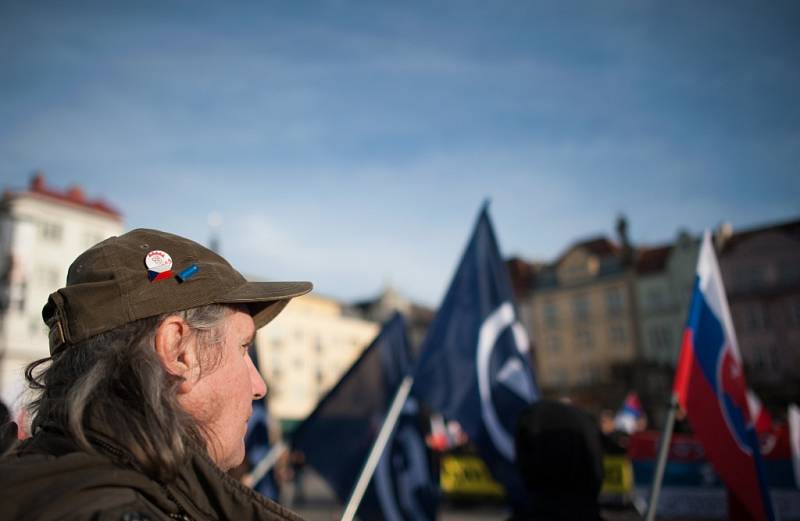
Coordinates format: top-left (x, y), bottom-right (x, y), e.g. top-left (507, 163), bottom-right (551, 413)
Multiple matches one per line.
top-left (182, 309), bottom-right (267, 470)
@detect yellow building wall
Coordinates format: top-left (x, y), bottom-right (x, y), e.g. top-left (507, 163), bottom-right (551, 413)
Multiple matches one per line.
top-left (530, 276), bottom-right (637, 390)
top-left (255, 293), bottom-right (379, 422)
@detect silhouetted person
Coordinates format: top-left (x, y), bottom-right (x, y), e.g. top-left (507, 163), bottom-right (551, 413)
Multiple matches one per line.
top-left (509, 400), bottom-right (605, 521)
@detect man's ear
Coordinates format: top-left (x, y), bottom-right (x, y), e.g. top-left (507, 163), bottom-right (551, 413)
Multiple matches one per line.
top-left (154, 315), bottom-right (198, 393)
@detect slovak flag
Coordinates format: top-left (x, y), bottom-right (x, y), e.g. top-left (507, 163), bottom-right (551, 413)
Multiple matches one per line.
top-left (673, 231), bottom-right (776, 521)
top-left (614, 392), bottom-right (644, 435)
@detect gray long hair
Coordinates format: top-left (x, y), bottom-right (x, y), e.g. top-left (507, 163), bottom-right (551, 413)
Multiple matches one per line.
top-left (24, 304), bottom-right (235, 482)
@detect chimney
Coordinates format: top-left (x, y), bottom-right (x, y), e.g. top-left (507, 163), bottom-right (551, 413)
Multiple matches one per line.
top-left (714, 222), bottom-right (733, 252)
top-left (66, 186), bottom-right (85, 203)
top-left (616, 214), bottom-right (633, 265)
top-left (30, 171), bottom-right (45, 192)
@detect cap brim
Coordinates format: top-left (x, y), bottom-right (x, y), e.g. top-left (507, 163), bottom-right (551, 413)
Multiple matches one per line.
top-left (217, 281), bottom-right (313, 329)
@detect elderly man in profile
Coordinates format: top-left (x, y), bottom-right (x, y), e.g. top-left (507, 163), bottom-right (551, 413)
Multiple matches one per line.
top-left (0, 229), bottom-right (311, 521)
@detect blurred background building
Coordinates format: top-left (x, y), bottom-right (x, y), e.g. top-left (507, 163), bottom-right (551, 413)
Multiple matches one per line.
top-left (634, 231), bottom-right (698, 366)
top-left (514, 217), bottom-right (639, 407)
top-left (2, 173), bottom-right (798, 434)
top-left (0, 174), bottom-right (123, 410)
top-left (717, 218), bottom-right (800, 406)
top-left (350, 285), bottom-right (434, 352)
top-left (253, 291), bottom-right (379, 433)
top-left (509, 215), bottom-right (800, 427)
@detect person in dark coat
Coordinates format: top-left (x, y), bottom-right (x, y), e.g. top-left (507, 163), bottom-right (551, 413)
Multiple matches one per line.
top-left (509, 400), bottom-right (606, 521)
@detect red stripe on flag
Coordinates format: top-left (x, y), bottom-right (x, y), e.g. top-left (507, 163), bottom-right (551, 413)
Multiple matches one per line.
top-left (685, 357), bottom-right (769, 521)
top-left (673, 328), bottom-right (695, 410)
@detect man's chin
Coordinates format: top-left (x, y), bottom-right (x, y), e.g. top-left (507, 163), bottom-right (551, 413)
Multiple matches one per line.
top-left (211, 440), bottom-right (246, 471)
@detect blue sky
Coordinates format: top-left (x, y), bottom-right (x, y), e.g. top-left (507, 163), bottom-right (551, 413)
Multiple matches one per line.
top-left (1, 1), bottom-right (799, 306)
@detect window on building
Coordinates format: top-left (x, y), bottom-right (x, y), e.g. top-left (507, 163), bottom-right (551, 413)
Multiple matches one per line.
top-left (40, 222), bottom-right (63, 242)
top-left (576, 329), bottom-right (593, 350)
top-left (609, 324), bottom-right (627, 348)
top-left (648, 324), bottom-right (674, 354)
top-left (744, 303), bottom-right (769, 331)
top-left (748, 345), bottom-right (779, 377)
top-left (663, 327), bottom-right (674, 353)
top-left (547, 335), bottom-right (562, 354)
top-left (605, 288), bottom-right (624, 316)
top-left (565, 264), bottom-right (588, 280)
top-left (36, 266), bottom-right (60, 289)
top-left (646, 288), bottom-right (664, 313)
top-left (551, 368), bottom-right (568, 388)
top-left (648, 327), bottom-right (660, 352)
top-left (572, 295), bottom-right (590, 322)
top-left (752, 348), bottom-right (767, 373)
top-left (579, 364), bottom-right (595, 385)
top-left (542, 301), bottom-right (559, 328)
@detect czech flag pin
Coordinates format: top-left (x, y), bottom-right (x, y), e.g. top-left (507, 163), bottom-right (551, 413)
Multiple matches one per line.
top-left (145, 250), bottom-right (174, 282)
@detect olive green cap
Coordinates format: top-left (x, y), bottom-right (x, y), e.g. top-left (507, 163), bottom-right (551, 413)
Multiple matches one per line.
top-left (42, 228), bottom-right (312, 354)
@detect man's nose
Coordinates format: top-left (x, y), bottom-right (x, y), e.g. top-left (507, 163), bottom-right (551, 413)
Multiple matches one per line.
top-left (248, 356), bottom-right (268, 399)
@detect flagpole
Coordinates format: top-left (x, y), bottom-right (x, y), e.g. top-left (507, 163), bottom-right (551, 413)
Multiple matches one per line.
top-left (645, 392), bottom-right (679, 521)
top-left (341, 375), bottom-right (414, 521)
top-left (249, 440), bottom-right (288, 486)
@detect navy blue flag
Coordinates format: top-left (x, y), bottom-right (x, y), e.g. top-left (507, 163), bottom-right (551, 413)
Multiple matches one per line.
top-left (291, 313), bottom-right (438, 521)
top-left (245, 345), bottom-right (281, 501)
top-left (412, 204), bottom-right (539, 508)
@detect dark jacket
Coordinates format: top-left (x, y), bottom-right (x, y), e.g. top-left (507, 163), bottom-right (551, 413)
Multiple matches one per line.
top-left (0, 426), bottom-right (304, 521)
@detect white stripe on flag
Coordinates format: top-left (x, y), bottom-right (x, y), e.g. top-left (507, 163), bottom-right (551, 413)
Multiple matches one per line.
top-left (789, 404), bottom-right (800, 490)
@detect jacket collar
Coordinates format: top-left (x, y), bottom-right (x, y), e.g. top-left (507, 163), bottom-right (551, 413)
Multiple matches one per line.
top-left (167, 447), bottom-right (303, 521)
top-left (23, 425), bottom-right (303, 521)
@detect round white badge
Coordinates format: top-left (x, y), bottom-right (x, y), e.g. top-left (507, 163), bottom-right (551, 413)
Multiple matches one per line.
top-left (145, 250), bottom-right (173, 273)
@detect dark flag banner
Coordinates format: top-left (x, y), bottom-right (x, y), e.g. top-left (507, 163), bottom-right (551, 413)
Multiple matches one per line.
top-left (291, 313), bottom-right (438, 521)
top-left (246, 345), bottom-right (281, 502)
top-left (412, 204), bottom-right (539, 508)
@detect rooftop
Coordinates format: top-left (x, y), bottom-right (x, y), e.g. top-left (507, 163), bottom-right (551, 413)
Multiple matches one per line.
top-left (3, 172), bottom-right (122, 219)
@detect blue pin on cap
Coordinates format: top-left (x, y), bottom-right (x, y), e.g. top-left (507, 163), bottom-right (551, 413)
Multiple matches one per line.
top-left (176, 264), bottom-right (199, 282)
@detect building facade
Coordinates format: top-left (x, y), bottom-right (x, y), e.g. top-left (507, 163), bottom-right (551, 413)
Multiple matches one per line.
top-left (350, 285), bottom-right (434, 353)
top-left (254, 291), bottom-right (379, 429)
top-left (717, 218), bottom-right (800, 404)
top-left (520, 233), bottom-right (639, 402)
top-left (0, 174), bottom-right (124, 410)
top-left (510, 216), bottom-right (800, 423)
top-left (635, 231), bottom-right (699, 366)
